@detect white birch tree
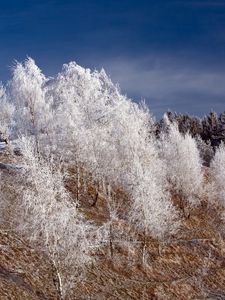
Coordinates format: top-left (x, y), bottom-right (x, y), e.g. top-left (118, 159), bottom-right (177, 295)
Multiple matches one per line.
top-left (16, 137), bottom-right (94, 298)
top-left (161, 121), bottom-right (203, 208)
top-left (210, 143), bottom-right (225, 207)
top-left (10, 58), bottom-right (53, 153)
top-left (0, 83), bottom-right (14, 142)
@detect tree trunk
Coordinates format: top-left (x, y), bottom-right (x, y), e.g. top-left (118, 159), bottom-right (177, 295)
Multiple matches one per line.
top-left (51, 258), bottom-right (63, 300)
top-left (109, 223), bottom-right (113, 259)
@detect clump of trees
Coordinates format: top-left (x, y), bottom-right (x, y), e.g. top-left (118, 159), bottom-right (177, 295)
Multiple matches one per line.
top-left (159, 111), bottom-right (225, 146)
top-left (157, 110), bottom-right (225, 165)
top-left (209, 143), bottom-right (225, 207)
top-left (15, 137), bottom-right (94, 298)
top-left (1, 57), bottom-right (225, 298)
top-left (0, 83), bottom-right (14, 142)
top-left (160, 119), bottom-right (203, 208)
top-left (10, 58), bottom-right (53, 153)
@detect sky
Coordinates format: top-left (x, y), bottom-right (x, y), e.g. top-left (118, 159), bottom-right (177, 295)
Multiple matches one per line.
top-left (0, 0), bottom-right (225, 118)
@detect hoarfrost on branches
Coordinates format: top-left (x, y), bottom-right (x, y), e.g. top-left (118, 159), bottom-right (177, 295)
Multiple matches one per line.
top-left (161, 122), bottom-right (203, 207)
top-left (0, 83), bottom-right (14, 140)
top-left (210, 143), bottom-right (225, 207)
top-left (16, 137), bottom-right (94, 296)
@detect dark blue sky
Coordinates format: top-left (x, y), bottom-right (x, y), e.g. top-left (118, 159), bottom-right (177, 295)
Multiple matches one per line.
top-left (1, 0), bottom-right (225, 118)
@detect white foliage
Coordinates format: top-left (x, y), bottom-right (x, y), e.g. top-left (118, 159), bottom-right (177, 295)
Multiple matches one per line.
top-left (10, 58), bottom-right (53, 148)
top-left (195, 135), bottom-right (214, 165)
top-left (16, 136), bottom-right (93, 295)
top-left (161, 122), bottom-right (203, 206)
top-left (0, 83), bottom-right (14, 138)
top-left (46, 62), bottom-right (179, 238)
top-left (1, 57), bottom-right (220, 296)
top-left (210, 143), bottom-right (225, 207)
top-left (126, 121), bottom-right (179, 238)
top-left (3, 58), bottom-right (180, 239)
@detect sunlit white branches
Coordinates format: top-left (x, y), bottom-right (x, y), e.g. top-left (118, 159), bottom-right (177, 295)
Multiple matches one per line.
top-left (47, 62), bottom-right (179, 238)
top-left (10, 58), bottom-right (53, 152)
top-left (16, 136), bottom-right (93, 297)
top-left (161, 121), bottom-right (203, 207)
top-left (210, 143), bottom-right (225, 207)
top-left (0, 83), bottom-right (14, 140)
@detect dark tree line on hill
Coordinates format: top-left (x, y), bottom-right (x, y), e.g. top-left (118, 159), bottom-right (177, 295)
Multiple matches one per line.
top-left (156, 111), bottom-right (225, 166)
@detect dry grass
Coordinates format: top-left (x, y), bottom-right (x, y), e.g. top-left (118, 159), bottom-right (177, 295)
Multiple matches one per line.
top-left (0, 230), bottom-right (59, 300)
top-left (69, 205), bottom-right (225, 299)
top-left (1, 150), bottom-right (225, 299)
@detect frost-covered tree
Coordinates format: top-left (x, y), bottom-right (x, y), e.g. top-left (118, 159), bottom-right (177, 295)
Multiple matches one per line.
top-left (16, 136), bottom-right (93, 298)
top-left (46, 62), bottom-right (179, 239)
top-left (46, 62), bottom-right (125, 163)
top-left (210, 143), bottom-right (225, 207)
top-left (0, 83), bottom-right (14, 142)
top-left (5, 58), bottom-right (180, 241)
top-left (161, 121), bottom-right (203, 208)
top-left (10, 58), bottom-right (53, 153)
top-left (195, 135), bottom-right (214, 166)
top-left (125, 112), bottom-right (179, 244)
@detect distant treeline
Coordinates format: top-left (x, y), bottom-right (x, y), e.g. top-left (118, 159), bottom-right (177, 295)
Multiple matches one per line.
top-left (156, 111), bottom-right (225, 165)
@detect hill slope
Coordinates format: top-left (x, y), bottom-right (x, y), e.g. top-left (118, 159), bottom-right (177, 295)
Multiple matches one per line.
top-left (1, 146), bottom-right (225, 300)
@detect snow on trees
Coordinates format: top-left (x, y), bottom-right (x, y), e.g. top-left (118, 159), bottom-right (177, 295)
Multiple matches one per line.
top-left (0, 83), bottom-right (14, 142)
top-left (0, 59), bottom-right (180, 241)
top-left (210, 143), bottom-right (225, 207)
top-left (2, 57), bottom-right (221, 296)
top-left (15, 136), bottom-right (94, 297)
top-left (160, 120), bottom-right (203, 207)
top-left (10, 58), bottom-right (53, 153)
top-left (195, 135), bottom-right (214, 166)
top-left (45, 62), bottom-right (179, 239)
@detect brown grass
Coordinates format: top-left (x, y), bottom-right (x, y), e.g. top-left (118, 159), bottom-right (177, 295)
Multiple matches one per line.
top-left (1, 150), bottom-right (225, 299)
